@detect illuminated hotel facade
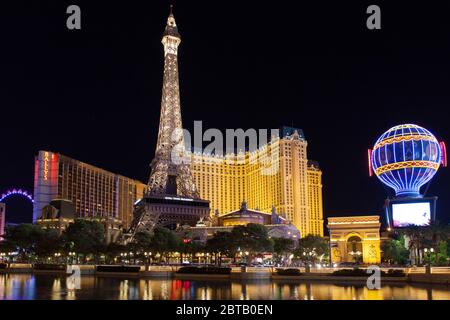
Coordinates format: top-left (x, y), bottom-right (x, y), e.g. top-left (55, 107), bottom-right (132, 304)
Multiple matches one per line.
top-left (189, 127), bottom-right (324, 236)
top-left (32, 146), bottom-right (323, 237)
top-left (33, 151), bottom-right (146, 229)
top-left (307, 161), bottom-right (324, 236)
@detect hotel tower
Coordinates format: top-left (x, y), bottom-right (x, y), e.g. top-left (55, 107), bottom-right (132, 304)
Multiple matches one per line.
top-left (189, 128), bottom-right (324, 236)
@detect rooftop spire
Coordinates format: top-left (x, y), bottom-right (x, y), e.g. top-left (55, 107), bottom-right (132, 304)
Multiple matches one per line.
top-left (163, 3), bottom-right (180, 38)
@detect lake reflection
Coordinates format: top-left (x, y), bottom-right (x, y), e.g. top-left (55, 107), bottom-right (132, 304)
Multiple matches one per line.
top-left (0, 274), bottom-right (449, 300)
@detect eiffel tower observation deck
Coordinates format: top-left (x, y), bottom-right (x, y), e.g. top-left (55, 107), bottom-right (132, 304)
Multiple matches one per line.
top-left (128, 6), bottom-right (209, 237)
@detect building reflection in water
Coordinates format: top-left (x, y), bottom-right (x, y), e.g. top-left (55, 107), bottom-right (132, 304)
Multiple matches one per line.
top-left (140, 280), bottom-right (153, 300)
top-left (0, 274), bottom-right (450, 300)
top-left (0, 274), bottom-right (36, 300)
top-left (119, 279), bottom-right (128, 300)
top-left (160, 280), bottom-right (169, 300)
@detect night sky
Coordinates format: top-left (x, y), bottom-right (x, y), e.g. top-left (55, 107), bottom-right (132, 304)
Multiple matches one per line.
top-left (1, 1), bottom-right (450, 226)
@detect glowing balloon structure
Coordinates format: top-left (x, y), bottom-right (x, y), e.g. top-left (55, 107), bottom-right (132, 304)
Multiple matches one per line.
top-left (369, 124), bottom-right (446, 197)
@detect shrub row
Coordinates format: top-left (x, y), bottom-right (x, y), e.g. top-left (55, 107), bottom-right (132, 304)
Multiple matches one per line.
top-left (332, 268), bottom-right (405, 277)
top-left (275, 268), bottom-right (302, 276)
top-left (33, 264), bottom-right (66, 271)
top-left (385, 269), bottom-right (406, 277)
top-left (96, 265), bottom-right (141, 273)
top-left (177, 266), bottom-right (231, 274)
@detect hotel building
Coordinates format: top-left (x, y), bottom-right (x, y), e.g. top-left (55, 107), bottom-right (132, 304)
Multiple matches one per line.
top-left (33, 151), bottom-right (146, 229)
top-left (189, 127), bottom-right (324, 236)
top-left (32, 139), bottom-right (324, 237)
top-left (307, 160), bottom-right (324, 236)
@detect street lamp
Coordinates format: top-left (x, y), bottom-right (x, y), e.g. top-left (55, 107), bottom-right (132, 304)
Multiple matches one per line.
top-left (120, 252), bottom-right (128, 264)
top-left (424, 248), bottom-right (434, 266)
top-left (53, 252), bottom-right (61, 264)
top-left (143, 252), bottom-right (152, 266)
top-left (70, 252), bottom-right (77, 264)
top-left (349, 251), bottom-right (362, 263)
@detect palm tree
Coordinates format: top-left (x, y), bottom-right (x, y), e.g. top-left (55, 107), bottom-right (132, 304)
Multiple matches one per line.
top-left (402, 226), bottom-right (426, 265)
top-left (424, 221), bottom-right (449, 264)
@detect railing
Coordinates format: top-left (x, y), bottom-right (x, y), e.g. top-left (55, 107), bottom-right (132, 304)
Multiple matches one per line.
top-left (428, 267), bottom-right (450, 274)
top-left (1, 264), bottom-right (449, 274)
top-left (269, 266), bottom-right (450, 275)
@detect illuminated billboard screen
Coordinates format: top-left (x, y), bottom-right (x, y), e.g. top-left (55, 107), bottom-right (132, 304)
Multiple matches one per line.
top-left (392, 202), bottom-right (431, 227)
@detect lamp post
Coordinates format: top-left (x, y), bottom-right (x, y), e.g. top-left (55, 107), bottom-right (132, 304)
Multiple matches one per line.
top-left (0, 252), bottom-right (5, 262)
top-left (349, 251), bottom-right (362, 264)
top-left (143, 252), bottom-right (152, 270)
top-left (120, 252), bottom-right (128, 265)
top-left (424, 247), bottom-right (434, 274)
top-left (355, 251), bottom-right (362, 263)
top-left (129, 252), bottom-right (135, 265)
top-left (54, 252), bottom-right (61, 264)
top-left (68, 252), bottom-right (76, 264)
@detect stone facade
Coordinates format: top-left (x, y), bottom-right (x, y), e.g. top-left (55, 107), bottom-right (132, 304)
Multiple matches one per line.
top-left (327, 215), bottom-right (381, 264)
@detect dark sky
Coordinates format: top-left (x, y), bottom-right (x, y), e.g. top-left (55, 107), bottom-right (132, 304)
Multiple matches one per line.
top-left (1, 1), bottom-right (450, 225)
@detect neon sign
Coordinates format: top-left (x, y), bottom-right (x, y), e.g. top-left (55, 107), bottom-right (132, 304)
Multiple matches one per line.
top-left (367, 149), bottom-right (373, 177)
top-left (440, 142), bottom-right (447, 167)
top-left (43, 151), bottom-right (50, 181)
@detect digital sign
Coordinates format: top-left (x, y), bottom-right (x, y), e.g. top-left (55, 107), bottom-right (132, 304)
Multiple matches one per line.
top-left (392, 202), bottom-right (431, 227)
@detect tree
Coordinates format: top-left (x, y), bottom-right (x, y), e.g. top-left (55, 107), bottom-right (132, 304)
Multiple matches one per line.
top-left (424, 221), bottom-right (449, 265)
top-left (425, 221), bottom-right (449, 246)
top-left (150, 227), bottom-right (181, 263)
top-left (381, 236), bottom-right (409, 265)
top-left (295, 235), bottom-right (329, 264)
top-left (272, 238), bottom-right (296, 265)
top-left (402, 225), bottom-right (428, 265)
top-left (132, 232), bottom-right (153, 252)
top-left (35, 229), bottom-right (63, 260)
top-left (62, 219), bottom-right (106, 262)
top-left (401, 222), bottom-right (449, 265)
top-left (4, 224), bottom-right (45, 261)
top-left (231, 224), bottom-right (273, 262)
top-left (0, 239), bottom-right (16, 263)
top-left (206, 231), bottom-right (235, 266)
top-left (435, 240), bottom-right (448, 266)
top-left (104, 242), bottom-right (126, 264)
top-left (184, 241), bottom-right (205, 263)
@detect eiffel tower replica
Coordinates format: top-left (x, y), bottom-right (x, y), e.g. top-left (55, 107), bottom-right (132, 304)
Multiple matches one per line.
top-left (127, 7), bottom-right (209, 240)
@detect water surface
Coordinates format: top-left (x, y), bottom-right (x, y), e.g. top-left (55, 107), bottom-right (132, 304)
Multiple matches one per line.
top-left (0, 274), bottom-right (449, 300)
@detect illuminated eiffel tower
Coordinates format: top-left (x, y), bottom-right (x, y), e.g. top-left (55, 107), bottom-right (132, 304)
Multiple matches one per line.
top-left (128, 7), bottom-right (209, 238)
top-left (147, 7), bottom-right (199, 199)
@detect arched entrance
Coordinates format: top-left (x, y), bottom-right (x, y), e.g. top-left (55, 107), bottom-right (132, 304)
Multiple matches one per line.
top-left (346, 235), bottom-right (363, 263)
